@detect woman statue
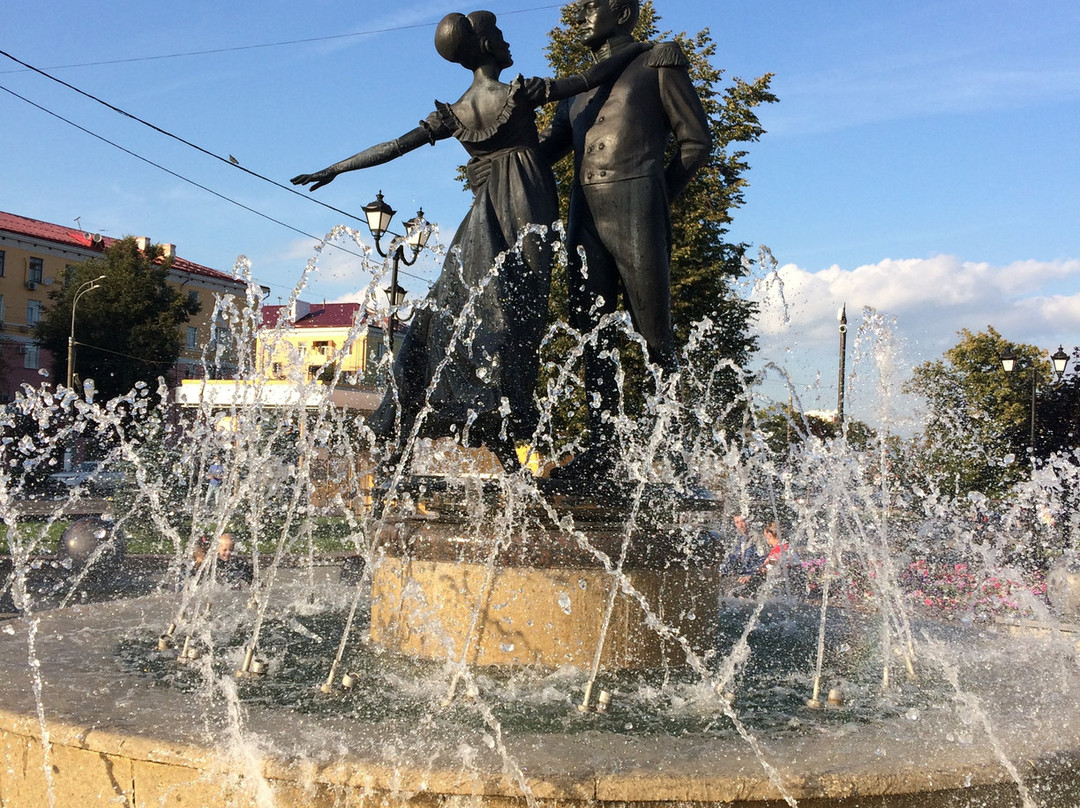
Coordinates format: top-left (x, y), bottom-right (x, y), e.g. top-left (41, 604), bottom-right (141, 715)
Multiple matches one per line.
top-left (292, 11), bottom-right (647, 471)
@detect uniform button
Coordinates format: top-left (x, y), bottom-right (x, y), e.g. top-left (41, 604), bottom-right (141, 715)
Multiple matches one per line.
top-left (598, 116), bottom-right (605, 122)
top-left (599, 170), bottom-right (607, 177)
top-left (597, 143), bottom-right (605, 150)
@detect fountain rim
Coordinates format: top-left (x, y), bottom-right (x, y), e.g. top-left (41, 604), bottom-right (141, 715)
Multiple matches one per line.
top-left (2, 595), bottom-right (1079, 806)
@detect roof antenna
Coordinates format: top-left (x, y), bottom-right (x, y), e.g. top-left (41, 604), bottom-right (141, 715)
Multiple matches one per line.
top-left (74, 216), bottom-right (82, 230)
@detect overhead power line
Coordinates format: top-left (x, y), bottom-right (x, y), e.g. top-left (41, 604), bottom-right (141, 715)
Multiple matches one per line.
top-left (0, 5), bottom-right (563, 74)
top-left (0, 82), bottom-right (431, 288)
top-left (0, 48), bottom-right (369, 228)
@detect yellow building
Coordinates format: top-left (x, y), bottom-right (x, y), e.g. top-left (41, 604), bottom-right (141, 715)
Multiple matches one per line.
top-left (257, 299), bottom-right (396, 388)
top-left (175, 299), bottom-right (396, 442)
top-left (175, 299), bottom-right (397, 512)
top-left (0, 210), bottom-right (253, 402)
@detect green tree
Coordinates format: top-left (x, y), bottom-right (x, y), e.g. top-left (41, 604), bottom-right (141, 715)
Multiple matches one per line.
top-left (538, 2), bottom-right (776, 442)
top-left (753, 403), bottom-right (876, 458)
top-left (905, 327), bottom-right (1051, 497)
top-left (1038, 346), bottom-right (1080, 455)
top-left (756, 405), bottom-right (838, 457)
top-left (35, 237), bottom-right (200, 402)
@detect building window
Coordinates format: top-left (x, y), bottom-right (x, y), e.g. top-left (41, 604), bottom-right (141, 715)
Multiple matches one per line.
top-left (23, 344), bottom-right (39, 370)
top-left (212, 324), bottom-right (231, 349)
top-left (28, 257), bottom-right (43, 285)
top-left (0, 250), bottom-right (5, 277)
top-left (26, 300), bottom-right (41, 326)
top-left (188, 290), bottom-right (199, 307)
top-left (186, 326), bottom-right (198, 350)
top-left (0, 294), bottom-right (5, 324)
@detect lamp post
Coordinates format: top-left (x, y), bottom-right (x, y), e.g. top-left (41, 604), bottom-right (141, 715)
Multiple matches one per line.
top-left (837, 304), bottom-right (848, 427)
top-left (67, 275), bottom-right (106, 389)
top-left (1000, 345), bottom-right (1071, 454)
top-left (361, 191), bottom-right (431, 351)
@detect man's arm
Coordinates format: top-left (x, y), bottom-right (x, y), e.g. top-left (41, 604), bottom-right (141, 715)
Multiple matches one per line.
top-left (538, 98), bottom-right (574, 166)
top-left (651, 44), bottom-right (712, 201)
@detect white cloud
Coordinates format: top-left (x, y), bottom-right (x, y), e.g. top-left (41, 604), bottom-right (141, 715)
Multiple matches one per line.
top-left (751, 255), bottom-right (1080, 396)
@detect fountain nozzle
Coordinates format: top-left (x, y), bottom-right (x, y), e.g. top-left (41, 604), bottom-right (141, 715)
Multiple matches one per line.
top-left (236, 646), bottom-right (267, 678)
top-left (596, 690), bottom-right (611, 713)
top-left (176, 636), bottom-right (199, 664)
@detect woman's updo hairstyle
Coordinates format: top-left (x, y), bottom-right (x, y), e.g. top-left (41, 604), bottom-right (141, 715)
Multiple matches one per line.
top-left (435, 13), bottom-right (482, 69)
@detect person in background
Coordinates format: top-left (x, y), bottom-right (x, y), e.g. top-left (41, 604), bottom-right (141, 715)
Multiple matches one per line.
top-left (719, 515), bottom-right (763, 577)
top-left (215, 533), bottom-right (253, 588)
top-left (737, 521), bottom-right (789, 592)
top-left (206, 456), bottom-right (224, 505)
top-left (190, 535), bottom-right (211, 578)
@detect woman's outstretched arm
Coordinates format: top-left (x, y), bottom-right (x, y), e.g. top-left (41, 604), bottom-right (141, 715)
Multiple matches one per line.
top-left (291, 125), bottom-right (436, 191)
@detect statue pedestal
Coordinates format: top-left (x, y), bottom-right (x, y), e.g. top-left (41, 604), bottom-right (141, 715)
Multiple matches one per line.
top-left (369, 480), bottom-right (722, 669)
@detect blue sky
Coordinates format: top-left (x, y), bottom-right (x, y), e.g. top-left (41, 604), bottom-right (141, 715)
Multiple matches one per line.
top-left (3, 0), bottom-right (1078, 423)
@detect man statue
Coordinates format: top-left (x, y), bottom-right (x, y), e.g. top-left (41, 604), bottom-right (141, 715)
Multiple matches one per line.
top-left (540, 0), bottom-right (712, 479)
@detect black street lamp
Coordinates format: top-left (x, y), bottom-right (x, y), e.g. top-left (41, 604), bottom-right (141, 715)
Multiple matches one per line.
top-left (1051, 345), bottom-right (1071, 379)
top-left (361, 191), bottom-right (431, 351)
top-left (1000, 345), bottom-right (1071, 453)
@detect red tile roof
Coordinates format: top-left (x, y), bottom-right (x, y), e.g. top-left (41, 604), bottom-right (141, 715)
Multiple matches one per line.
top-left (261, 303), bottom-right (369, 329)
top-left (0, 210), bottom-right (243, 287)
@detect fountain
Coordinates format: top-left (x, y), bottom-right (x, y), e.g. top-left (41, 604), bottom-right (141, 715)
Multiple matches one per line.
top-left (1, 230), bottom-right (1080, 808)
top-left (3, 5), bottom-right (1080, 800)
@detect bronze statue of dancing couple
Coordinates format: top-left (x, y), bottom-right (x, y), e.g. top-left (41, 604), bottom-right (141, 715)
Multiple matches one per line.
top-left (292, 0), bottom-right (711, 481)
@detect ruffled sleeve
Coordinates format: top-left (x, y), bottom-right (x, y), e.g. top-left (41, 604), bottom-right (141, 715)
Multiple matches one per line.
top-left (420, 105), bottom-right (456, 145)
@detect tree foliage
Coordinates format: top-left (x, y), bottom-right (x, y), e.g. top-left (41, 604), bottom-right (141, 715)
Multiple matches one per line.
top-left (35, 237), bottom-right (200, 402)
top-left (904, 327), bottom-right (1071, 497)
top-left (1038, 346), bottom-right (1080, 454)
top-left (537, 2), bottom-right (777, 440)
top-left (754, 403), bottom-right (876, 458)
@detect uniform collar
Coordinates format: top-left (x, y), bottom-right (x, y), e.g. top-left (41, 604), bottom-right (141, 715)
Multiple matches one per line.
top-left (595, 35), bottom-right (636, 62)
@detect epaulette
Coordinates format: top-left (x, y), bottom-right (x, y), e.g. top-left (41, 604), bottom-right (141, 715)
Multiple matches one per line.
top-left (644, 40), bottom-right (690, 70)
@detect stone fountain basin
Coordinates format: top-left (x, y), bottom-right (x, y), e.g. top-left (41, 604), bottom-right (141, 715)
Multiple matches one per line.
top-left (1, 593), bottom-right (1079, 807)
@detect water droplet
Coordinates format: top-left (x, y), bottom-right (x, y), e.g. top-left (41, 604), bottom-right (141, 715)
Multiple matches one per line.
top-left (558, 593), bottom-right (572, 615)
